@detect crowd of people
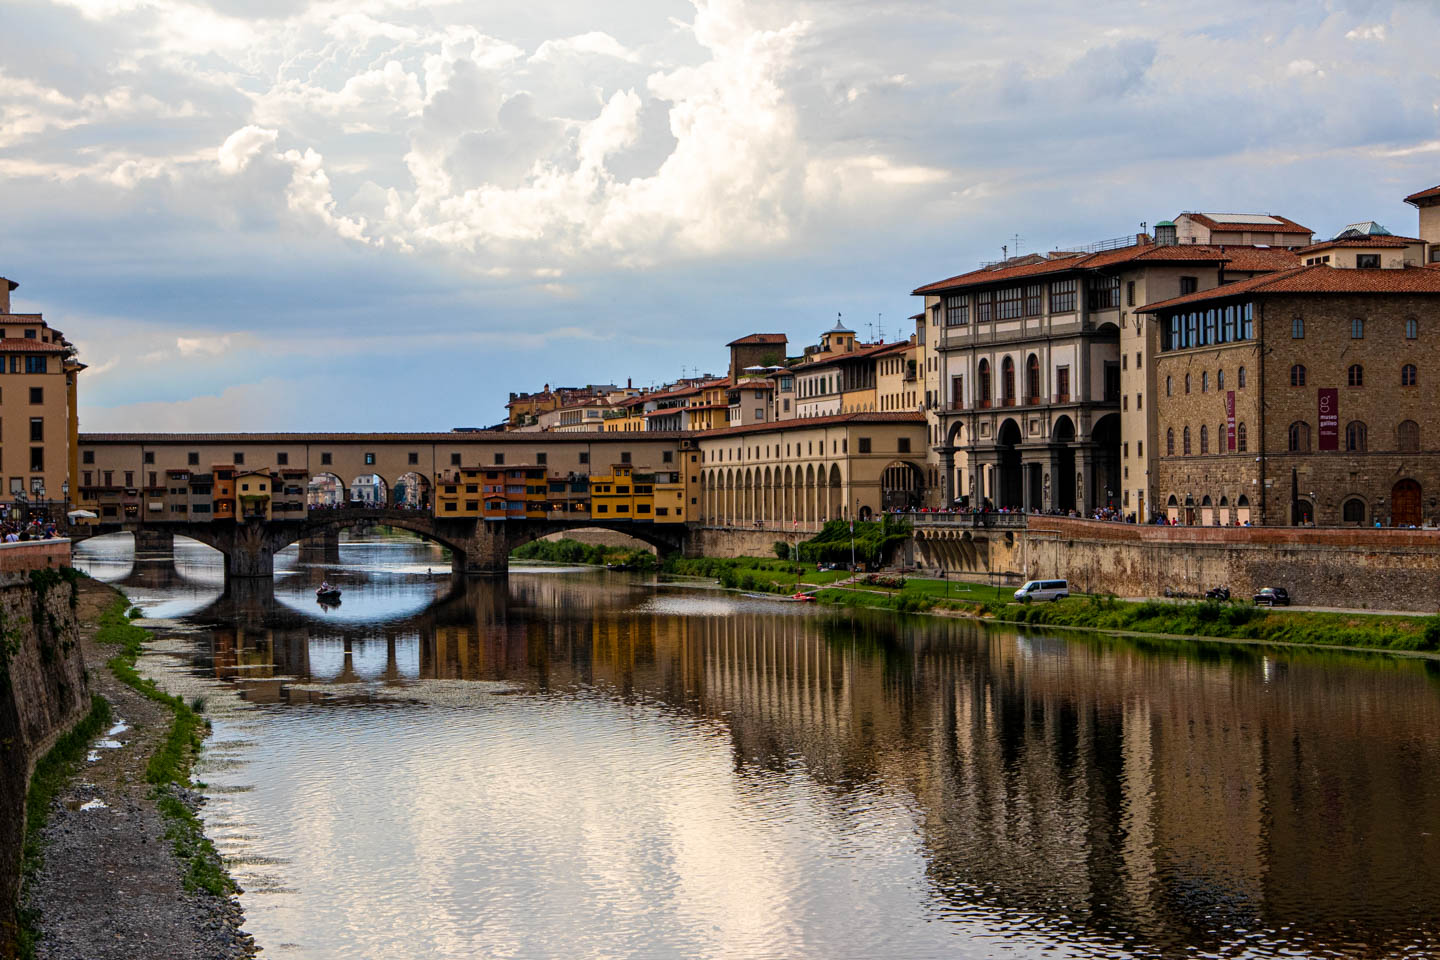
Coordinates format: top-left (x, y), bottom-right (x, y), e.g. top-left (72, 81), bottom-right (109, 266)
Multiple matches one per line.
top-left (0, 519), bottom-right (61, 541)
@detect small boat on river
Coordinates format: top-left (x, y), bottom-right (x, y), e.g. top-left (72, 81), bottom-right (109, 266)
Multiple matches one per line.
top-left (316, 582), bottom-right (342, 601)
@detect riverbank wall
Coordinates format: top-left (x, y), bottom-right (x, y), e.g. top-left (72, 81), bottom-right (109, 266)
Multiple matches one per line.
top-left (0, 542), bottom-right (85, 952)
top-left (912, 517), bottom-right (1440, 611)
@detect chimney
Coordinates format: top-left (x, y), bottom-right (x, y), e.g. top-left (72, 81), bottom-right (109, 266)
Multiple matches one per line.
top-left (627, 377), bottom-right (632, 388)
top-left (0, 279), bottom-right (11, 315)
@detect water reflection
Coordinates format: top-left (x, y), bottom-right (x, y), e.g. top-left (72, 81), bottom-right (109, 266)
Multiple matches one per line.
top-left (74, 533), bottom-right (1440, 959)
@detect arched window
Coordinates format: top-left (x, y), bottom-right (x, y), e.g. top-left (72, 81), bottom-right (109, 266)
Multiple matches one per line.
top-left (1217, 369), bottom-right (1225, 390)
top-left (1166, 376), bottom-right (1172, 396)
top-left (1342, 499), bottom-right (1366, 524)
top-left (1406, 317), bottom-right (1419, 340)
top-left (1218, 423), bottom-right (1227, 453)
top-left (1346, 420), bottom-right (1367, 452)
top-left (1001, 356), bottom-right (1015, 404)
top-left (1238, 366), bottom-right (1247, 388)
top-left (1166, 428), bottom-right (1175, 456)
top-left (1200, 425), bottom-right (1209, 454)
top-left (1184, 374), bottom-right (1191, 394)
top-left (1398, 420), bottom-right (1420, 452)
top-left (978, 359), bottom-right (991, 405)
top-left (1402, 364), bottom-right (1417, 387)
top-left (1183, 426), bottom-right (1191, 455)
top-left (1201, 371), bottom-right (1209, 393)
top-left (1292, 314), bottom-right (1304, 339)
top-left (1348, 363), bottom-right (1364, 387)
top-left (1352, 317), bottom-right (1365, 339)
top-left (1026, 354), bottom-right (1040, 402)
top-left (1288, 421), bottom-right (1311, 453)
top-left (1237, 422), bottom-right (1248, 453)
top-left (1291, 364), bottom-right (1306, 386)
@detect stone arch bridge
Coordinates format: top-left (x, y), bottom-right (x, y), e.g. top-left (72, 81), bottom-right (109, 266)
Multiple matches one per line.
top-left (73, 507), bottom-right (691, 578)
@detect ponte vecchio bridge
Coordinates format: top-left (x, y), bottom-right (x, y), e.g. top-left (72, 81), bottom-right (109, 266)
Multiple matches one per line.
top-left (74, 420), bottom-right (931, 578)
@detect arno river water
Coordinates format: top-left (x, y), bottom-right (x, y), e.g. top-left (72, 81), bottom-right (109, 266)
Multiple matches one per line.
top-left (73, 531), bottom-right (1440, 960)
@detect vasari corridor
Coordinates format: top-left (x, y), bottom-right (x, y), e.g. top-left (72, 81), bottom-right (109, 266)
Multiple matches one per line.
top-left (4, 1), bottom-right (1440, 958)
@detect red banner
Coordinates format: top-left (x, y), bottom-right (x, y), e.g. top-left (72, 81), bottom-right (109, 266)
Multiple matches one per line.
top-left (1318, 388), bottom-right (1339, 451)
top-left (1225, 391), bottom-right (1236, 451)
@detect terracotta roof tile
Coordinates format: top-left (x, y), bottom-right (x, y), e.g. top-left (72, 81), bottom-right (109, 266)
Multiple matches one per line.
top-left (1404, 184), bottom-right (1440, 204)
top-left (700, 411), bottom-right (926, 439)
top-left (726, 333), bottom-right (787, 346)
top-left (0, 338), bottom-right (67, 352)
top-left (1297, 235), bottom-right (1423, 253)
top-left (1181, 212), bottom-right (1312, 235)
top-left (912, 243), bottom-right (1297, 296)
top-left (1138, 265), bottom-right (1440, 313)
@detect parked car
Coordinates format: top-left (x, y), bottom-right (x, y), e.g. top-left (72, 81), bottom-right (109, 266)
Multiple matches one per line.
top-left (1014, 579), bottom-right (1070, 602)
top-left (1253, 587), bottom-right (1291, 606)
top-left (1204, 586), bottom-right (1231, 601)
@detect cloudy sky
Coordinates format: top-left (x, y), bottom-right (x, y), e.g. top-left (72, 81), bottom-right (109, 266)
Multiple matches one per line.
top-left (2, 0), bottom-right (1437, 431)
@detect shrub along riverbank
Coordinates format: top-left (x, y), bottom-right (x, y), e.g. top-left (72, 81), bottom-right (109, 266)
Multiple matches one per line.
top-left (671, 555), bottom-right (1440, 653)
top-left (511, 538), bottom-right (656, 570)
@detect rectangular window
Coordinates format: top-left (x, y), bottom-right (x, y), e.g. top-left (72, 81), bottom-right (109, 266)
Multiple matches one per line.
top-left (103, 471), bottom-right (113, 487)
top-left (494, 453), bottom-right (505, 465)
top-left (276, 452), bottom-right (288, 465)
top-left (974, 290), bottom-right (993, 323)
top-left (28, 417), bottom-right (42, 443)
top-left (450, 453), bottom-right (461, 465)
top-left (408, 452), bottom-right (419, 465)
top-left (233, 452), bottom-right (244, 465)
top-left (579, 452), bottom-right (590, 465)
top-left (997, 286), bottom-right (1023, 320)
top-left (858, 437), bottom-right (872, 454)
top-left (1088, 276), bottom-right (1120, 310)
top-left (144, 451), bottom-right (155, 464)
top-left (945, 295), bottom-right (968, 325)
top-left (84, 450), bottom-right (95, 464)
top-left (365, 452), bottom-right (376, 465)
top-left (1049, 279), bottom-right (1077, 313)
top-left (1356, 254), bottom-right (1380, 268)
top-left (1352, 317), bottom-right (1364, 339)
top-left (1292, 315), bottom-right (1304, 339)
top-left (662, 450), bottom-right (674, 463)
top-left (444, 502), bottom-right (458, 512)
top-left (321, 452), bottom-right (332, 465)
top-left (1023, 284), bottom-right (1043, 317)
top-left (83, 471), bottom-right (92, 486)
top-left (897, 438), bottom-right (911, 453)
top-left (28, 387), bottom-right (42, 404)
top-left (536, 452), bottom-right (547, 466)
top-left (1126, 281), bottom-right (1135, 307)
top-left (24, 356), bottom-right (46, 374)
top-left (31, 449), bottom-right (45, 472)
top-left (621, 452), bottom-right (632, 463)
top-left (1055, 366), bottom-right (1070, 400)
top-left (1179, 276), bottom-right (1198, 295)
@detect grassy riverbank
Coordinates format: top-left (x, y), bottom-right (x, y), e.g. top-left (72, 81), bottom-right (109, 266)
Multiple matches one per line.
top-left (511, 538), bottom-right (656, 570)
top-left (94, 596), bottom-right (234, 896)
top-left (675, 555), bottom-right (1440, 653)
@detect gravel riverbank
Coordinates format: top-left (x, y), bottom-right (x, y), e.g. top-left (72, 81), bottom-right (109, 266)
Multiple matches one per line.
top-left (21, 578), bottom-right (256, 960)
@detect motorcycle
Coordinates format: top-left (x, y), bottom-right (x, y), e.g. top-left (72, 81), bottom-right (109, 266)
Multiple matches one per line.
top-left (1204, 586), bottom-right (1231, 601)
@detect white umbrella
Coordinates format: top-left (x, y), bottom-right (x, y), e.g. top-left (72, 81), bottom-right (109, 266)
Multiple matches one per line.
top-left (67, 509), bottom-right (98, 519)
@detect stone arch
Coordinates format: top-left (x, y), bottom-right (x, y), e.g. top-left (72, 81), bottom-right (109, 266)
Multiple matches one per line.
top-left (392, 471), bottom-right (431, 509)
top-left (306, 472), bottom-right (347, 507)
top-left (804, 463), bottom-right (816, 523)
top-left (828, 463), bottom-right (843, 520)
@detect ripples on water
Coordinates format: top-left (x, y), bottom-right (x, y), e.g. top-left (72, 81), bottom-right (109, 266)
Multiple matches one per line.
top-left (75, 531), bottom-right (1440, 959)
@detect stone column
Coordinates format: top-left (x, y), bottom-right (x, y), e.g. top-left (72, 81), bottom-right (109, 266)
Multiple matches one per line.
top-left (1074, 445), bottom-right (1094, 515)
top-left (939, 448), bottom-right (956, 507)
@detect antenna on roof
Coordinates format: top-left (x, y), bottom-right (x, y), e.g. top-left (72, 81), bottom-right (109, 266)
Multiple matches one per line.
top-left (1009, 233), bottom-right (1024, 257)
top-left (1001, 244), bottom-right (1007, 261)
top-left (877, 313), bottom-right (885, 343)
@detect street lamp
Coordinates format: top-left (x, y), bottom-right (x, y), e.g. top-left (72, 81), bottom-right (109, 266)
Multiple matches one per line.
top-left (851, 498), bottom-right (858, 572)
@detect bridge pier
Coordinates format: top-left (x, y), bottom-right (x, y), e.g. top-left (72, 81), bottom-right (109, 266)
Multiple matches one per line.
top-left (297, 528), bottom-right (341, 566)
top-left (133, 527), bottom-right (174, 556)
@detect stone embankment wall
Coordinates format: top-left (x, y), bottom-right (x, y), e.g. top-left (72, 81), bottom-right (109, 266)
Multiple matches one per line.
top-left (914, 518), bottom-right (1440, 610)
top-left (539, 529), bottom-right (659, 553)
top-left (687, 526), bottom-right (797, 559)
top-left (0, 544), bottom-right (86, 950)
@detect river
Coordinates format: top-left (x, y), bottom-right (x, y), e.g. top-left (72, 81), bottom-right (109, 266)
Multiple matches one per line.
top-left (72, 530), bottom-right (1440, 959)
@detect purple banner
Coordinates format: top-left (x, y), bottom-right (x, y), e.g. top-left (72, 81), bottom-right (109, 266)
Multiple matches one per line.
top-left (1225, 391), bottom-right (1236, 451)
top-left (1318, 388), bottom-right (1339, 451)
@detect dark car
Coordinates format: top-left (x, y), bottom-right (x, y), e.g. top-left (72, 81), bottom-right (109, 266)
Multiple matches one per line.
top-left (1205, 586), bottom-right (1230, 601)
top-left (1253, 587), bottom-right (1291, 606)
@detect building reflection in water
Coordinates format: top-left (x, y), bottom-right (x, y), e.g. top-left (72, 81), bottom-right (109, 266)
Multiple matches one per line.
top-left (164, 569), bottom-right (1440, 957)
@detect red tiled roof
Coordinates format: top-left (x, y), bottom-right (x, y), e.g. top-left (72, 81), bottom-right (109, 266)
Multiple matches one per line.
top-left (699, 411), bottom-right (926, 439)
top-left (1180, 213), bottom-right (1312, 235)
top-left (912, 243), bottom-right (1298, 296)
top-left (1297, 235), bottom-right (1423, 253)
top-left (732, 380), bottom-right (775, 389)
top-left (1138, 265), bottom-right (1440, 313)
top-left (1404, 184), bottom-right (1440, 204)
top-left (795, 340), bottom-right (906, 370)
top-left (726, 333), bottom-right (787, 346)
top-left (0, 338), bottom-right (67, 352)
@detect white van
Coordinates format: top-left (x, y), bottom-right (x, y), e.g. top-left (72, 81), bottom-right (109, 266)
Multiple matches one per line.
top-left (1014, 579), bottom-right (1069, 602)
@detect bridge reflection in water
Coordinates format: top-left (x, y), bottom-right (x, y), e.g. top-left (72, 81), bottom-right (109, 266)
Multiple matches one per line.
top-left (80, 532), bottom-right (1440, 958)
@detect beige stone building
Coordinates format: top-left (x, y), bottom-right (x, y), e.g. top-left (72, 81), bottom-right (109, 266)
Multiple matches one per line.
top-left (1172, 212), bottom-right (1312, 248)
top-left (1405, 184), bottom-right (1440, 265)
top-left (0, 277), bottom-right (83, 515)
top-left (1143, 267), bottom-right (1440, 526)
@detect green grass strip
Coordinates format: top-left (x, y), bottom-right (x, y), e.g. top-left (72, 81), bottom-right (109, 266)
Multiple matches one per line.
top-left (94, 597), bottom-right (235, 896)
top-left (15, 694), bottom-right (112, 959)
